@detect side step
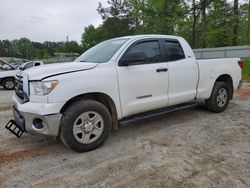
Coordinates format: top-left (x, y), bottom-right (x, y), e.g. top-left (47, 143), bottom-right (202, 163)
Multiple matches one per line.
top-left (119, 102), bottom-right (197, 125)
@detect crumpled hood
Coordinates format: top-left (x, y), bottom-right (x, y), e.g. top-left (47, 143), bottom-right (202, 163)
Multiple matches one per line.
top-left (24, 62), bottom-right (98, 80)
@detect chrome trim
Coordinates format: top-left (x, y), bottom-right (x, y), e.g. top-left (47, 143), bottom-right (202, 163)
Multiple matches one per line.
top-left (15, 73), bottom-right (24, 101)
top-left (22, 73), bottom-right (29, 102)
top-left (15, 72), bottom-right (29, 103)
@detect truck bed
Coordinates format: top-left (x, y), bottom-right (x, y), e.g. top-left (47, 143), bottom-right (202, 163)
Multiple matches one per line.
top-left (196, 58), bottom-right (242, 99)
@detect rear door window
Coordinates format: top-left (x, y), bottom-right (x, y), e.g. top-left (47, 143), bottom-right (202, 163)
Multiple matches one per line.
top-left (165, 40), bottom-right (185, 61)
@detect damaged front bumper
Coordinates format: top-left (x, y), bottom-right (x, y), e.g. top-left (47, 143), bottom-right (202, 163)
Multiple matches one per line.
top-left (11, 107), bottom-right (62, 136)
top-left (5, 95), bottom-right (65, 137)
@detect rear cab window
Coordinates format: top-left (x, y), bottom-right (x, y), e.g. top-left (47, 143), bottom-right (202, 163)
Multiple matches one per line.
top-left (165, 40), bottom-right (185, 61)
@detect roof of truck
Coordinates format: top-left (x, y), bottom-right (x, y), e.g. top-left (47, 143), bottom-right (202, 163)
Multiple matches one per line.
top-left (115, 34), bottom-right (183, 40)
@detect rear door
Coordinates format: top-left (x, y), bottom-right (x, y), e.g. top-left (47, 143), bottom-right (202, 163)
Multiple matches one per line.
top-left (116, 39), bottom-right (169, 117)
top-left (163, 39), bottom-right (199, 106)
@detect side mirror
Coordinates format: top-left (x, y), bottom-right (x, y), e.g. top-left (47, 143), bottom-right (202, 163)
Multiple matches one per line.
top-left (19, 67), bottom-right (24, 70)
top-left (121, 51), bottom-right (147, 66)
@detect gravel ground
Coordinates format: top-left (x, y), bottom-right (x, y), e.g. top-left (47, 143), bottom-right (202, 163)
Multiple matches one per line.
top-left (0, 85), bottom-right (250, 188)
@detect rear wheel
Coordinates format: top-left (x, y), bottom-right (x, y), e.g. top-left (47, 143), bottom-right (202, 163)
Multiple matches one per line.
top-left (2, 78), bottom-right (15, 90)
top-left (205, 81), bottom-right (231, 113)
top-left (60, 100), bottom-right (111, 152)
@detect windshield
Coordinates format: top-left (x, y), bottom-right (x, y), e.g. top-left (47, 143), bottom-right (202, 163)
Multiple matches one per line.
top-left (75, 38), bottom-right (129, 63)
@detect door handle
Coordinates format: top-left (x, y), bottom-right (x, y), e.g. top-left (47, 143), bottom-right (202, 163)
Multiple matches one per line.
top-left (156, 68), bottom-right (168, 73)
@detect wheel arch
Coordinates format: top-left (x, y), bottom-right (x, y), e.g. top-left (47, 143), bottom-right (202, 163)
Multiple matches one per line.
top-left (60, 92), bottom-right (118, 130)
top-left (214, 74), bottom-right (234, 100)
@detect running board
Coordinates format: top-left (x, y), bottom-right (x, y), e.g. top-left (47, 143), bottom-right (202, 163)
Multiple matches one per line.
top-left (119, 102), bottom-right (197, 125)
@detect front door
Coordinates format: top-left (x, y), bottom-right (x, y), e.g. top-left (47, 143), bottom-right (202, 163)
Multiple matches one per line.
top-left (116, 39), bottom-right (169, 117)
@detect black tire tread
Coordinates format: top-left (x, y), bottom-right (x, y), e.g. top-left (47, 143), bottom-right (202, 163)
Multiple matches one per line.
top-left (60, 100), bottom-right (111, 152)
top-left (205, 81), bottom-right (231, 113)
top-left (2, 78), bottom-right (15, 90)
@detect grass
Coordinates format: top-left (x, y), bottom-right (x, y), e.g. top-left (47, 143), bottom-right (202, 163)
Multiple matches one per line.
top-left (242, 59), bottom-right (250, 82)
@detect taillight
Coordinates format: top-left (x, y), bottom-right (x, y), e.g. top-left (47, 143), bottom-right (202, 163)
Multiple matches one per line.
top-left (238, 60), bottom-right (244, 69)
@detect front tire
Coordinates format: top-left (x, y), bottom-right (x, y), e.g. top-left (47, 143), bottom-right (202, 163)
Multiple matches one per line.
top-left (205, 82), bottom-right (231, 113)
top-left (60, 100), bottom-right (111, 152)
top-left (2, 78), bottom-right (15, 90)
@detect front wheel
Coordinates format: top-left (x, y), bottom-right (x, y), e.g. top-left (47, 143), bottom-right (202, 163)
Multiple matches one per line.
top-left (2, 78), bottom-right (15, 90)
top-left (205, 82), bottom-right (231, 113)
top-left (60, 100), bottom-right (111, 152)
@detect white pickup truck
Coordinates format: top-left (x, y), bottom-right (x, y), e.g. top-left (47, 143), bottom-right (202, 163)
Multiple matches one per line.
top-left (5, 35), bottom-right (242, 152)
top-left (0, 60), bottom-right (43, 90)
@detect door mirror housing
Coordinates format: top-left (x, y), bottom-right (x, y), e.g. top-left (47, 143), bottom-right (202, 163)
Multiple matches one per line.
top-left (121, 51), bottom-right (147, 66)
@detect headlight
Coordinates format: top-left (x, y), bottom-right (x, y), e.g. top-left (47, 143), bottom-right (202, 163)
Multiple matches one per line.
top-left (29, 80), bottom-right (58, 95)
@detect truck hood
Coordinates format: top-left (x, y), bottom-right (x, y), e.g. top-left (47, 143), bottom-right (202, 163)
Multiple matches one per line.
top-left (0, 59), bottom-right (16, 70)
top-left (24, 62), bottom-right (98, 80)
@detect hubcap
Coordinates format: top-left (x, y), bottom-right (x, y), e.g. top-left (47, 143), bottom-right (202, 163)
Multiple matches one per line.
top-left (216, 88), bottom-right (227, 107)
top-left (73, 111), bottom-right (104, 144)
top-left (5, 81), bottom-right (14, 89)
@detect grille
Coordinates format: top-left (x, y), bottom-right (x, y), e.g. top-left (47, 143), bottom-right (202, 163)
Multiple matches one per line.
top-left (15, 74), bottom-right (24, 100)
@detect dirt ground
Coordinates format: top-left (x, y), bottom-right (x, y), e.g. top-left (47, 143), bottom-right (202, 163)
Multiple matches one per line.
top-left (0, 84), bottom-right (250, 188)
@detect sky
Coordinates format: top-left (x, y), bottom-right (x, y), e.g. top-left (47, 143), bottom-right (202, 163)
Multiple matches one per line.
top-left (0, 0), bottom-right (108, 43)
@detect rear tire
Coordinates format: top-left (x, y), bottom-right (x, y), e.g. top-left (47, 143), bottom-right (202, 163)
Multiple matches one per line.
top-left (2, 78), bottom-right (15, 90)
top-left (205, 82), bottom-right (231, 113)
top-left (60, 100), bottom-right (111, 152)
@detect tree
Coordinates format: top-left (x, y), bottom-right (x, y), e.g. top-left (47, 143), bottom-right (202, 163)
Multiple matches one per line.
top-left (247, 0), bottom-right (250, 43)
top-left (0, 38), bottom-right (82, 60)
top-left (191, 0), bottom-right (199, 48)
top-left (0, 40), bottom-right (12, 57)
top-left (16, 38), bottom-right (32, 59)
top-left (97, 0), bottom-right (135, 36)
top-left (205, 0), bottom-right (232, 47)
top-left (200, 0), bottom-right (209, 48)
top-left (81, 25), bottom-right (106, 51)
top-left (232, 0), bottom-right (239, 46)
top-left (1, 0), bottom-right (250, 59)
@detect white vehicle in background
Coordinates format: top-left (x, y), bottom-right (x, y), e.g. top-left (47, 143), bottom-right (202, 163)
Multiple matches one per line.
top-left (5, 35), bottom-right (242, 152)
top-left (0, 60), bottom-right (43, 90)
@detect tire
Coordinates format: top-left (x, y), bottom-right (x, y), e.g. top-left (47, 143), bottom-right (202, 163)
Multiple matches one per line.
top-left (2, 78), bottom-right (15, 90)
top-left (205, 81), bottom-right (231, 113)
top-left (60, 100), bottom-right (111, 152)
